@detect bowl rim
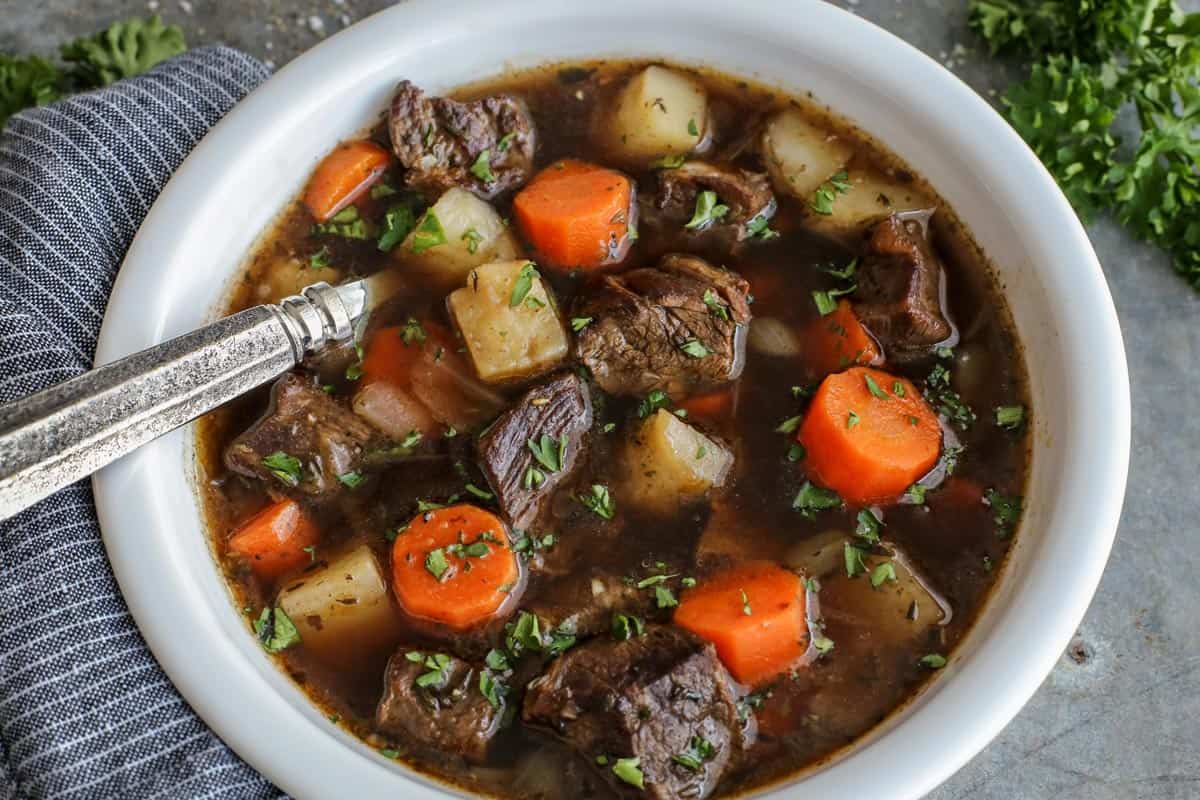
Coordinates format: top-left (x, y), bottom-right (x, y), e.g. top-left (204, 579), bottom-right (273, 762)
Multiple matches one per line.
top-left (92, 1), bottom-right (1130, 798)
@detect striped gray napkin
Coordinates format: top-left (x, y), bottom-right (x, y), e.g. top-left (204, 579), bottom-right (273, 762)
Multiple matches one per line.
top-left (0, 47), bottom-right (284, 800)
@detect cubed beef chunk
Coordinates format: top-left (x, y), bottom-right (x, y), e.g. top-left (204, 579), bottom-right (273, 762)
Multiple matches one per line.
top-left (574, 253), bottom-right (751, 397)
top-left (375, 648), bottom-right (503, 764)
top-left (477, 373), bottom-right (593, 530)
top-left (854, 210), bottom-right (956, 358)
top-left (526, 568), bottom-right (654, 640)
top-left (224, 373), bottom-right (378, 498)
top-left (651, 161), bottom-right (776, 241)
top-left (389, 80), bottom-right (536, 199)
top-left (523, 625), bottom-right (755, 800)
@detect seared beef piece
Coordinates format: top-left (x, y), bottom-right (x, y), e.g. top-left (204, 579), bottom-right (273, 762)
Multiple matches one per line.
top-left (224, 373), bottom-right (377, 498)
top-left (523, 625), bottom-right (755, 800)
top-left (575, 253), bottom-right (751, 397)
top-left (375, 649), bottom-right (503, 764)
top-left (854, 210), bottom-right (956, 358)
top-left (651, 161), bottom-right (776, 241)
top-left (527, 568), bottom-right (654, 640)
top-left (477, 373), bottom-right (593, 530)
top-left (388, 80), bottom-right (536, 199)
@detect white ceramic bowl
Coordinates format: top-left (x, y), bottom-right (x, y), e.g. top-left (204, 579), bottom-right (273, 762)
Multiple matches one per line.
top-left (92, 1), bottom-right (1130, 797)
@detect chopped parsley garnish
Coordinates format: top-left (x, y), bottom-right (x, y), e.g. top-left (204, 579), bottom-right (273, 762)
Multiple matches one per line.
top-left (523, 466), bottom-right (545, 489)
top-left (821, 258), bottom-right (858, 280)
top-left (747, 213), bottom-right (780, 240)
top-left (655, 585), bottom-right (678, 609)
top-left (893, 381), bottom-right (907, 397)
top-left (253, 607), bottom-right (300, 653)
top-left (924, 363), bottom-right (976, 429)
top-left (485, 648), bottom-right (510, 671)
top-left (870, 561), bottom-right (898, 587)
top-left (703, 288), bottom-right (731, 321)
top-left (527, 433), bottom-right (567, 473)
top-left (809, 170), bottom-right (852, 215)
top-left (612, 613), bottom-right (646, 641)
top-left (497, 131), bottom-right (516, 151)
top-left (995, 404), bottom-right (1026, 431)
top-left (855, 508), bottom-right (882, 544)
top-left (612, 757), bottom-right (644, 790)
top-left (844, 542), bottom-right (869, 577)
top-left (311, 205), bottom-right (371, 239)
top-left (398, 317), bottom-right (427, 346)
top-left (262, 451), bottom-right (302, 486)
top-left (864, 373), bottom-right (889, 399)
top-left (579, 484), bottom-right (615, 519)
top-left (425, 548), bottom-right (450, 581)
top-left (679, 339), bottom-right (710, 358)
top-left (812, 635), bottom-right (836, 654)
top-left (793, 481), bottom-right (842, 517)
top-left (637, 389), bottom-right (673, 418)
top-left (369, 181), bottom-right (397, 199)
top-left (919, 653), bottom-right (947, 669)
top-left (302, 544), bottom-right (316, 562)
top-left (775, 415), bottom-right (802, 434)
top-left (478, 669), bottom-right (506, 709)
top-left (469, 149), bottom-right (495, 183)
top-left (379, 748), bottom-right (400, 759)
top-left (736, 691), bottom-right (767, 723)
top-left (400, 429), bottom-right (423, 449)
top-left (984, 489), bottom-right (1023, 538)
top-left (412, 652), bottom-right (452, 688)
top-left (509, 261), bottom-right (540, 307)
top-left (942, 444), bottom-right (964, 474)
top-left (377, 203), bottom-right (418, 252)
top-left (461, 227), bottom-right (484, 254)
top-left (416, 498), bottom-right (445, 513)
top-left (687, 117), bottom-right (699, 137)
top-left (672, 736), bottom-right (717, 771)
top-left (786, 443), bottom-right (806, 462)
top-left (337, 471), bottom-right (365, 489)
top-left (740, 588), bottom-right (752, 616)
top-left (846, 411), bottom-right (861, 429)
top-left (308, 246), bottom-right (331, 269)
top-left (570, 316), bottom-right (593, 332)
top-left (464, 483), bottom-right (494, 501)
top-left (906, 484), bottom-right (928, 505)
top-left (409, 211), bottom-right (447, 254)
top-left (811, 285), bottom-right (856, 316)
top-left (684, 190), bottom-right (729, 229)
top-left (635, 573), bottom-right (677, 588)
top-left (650, 153), bottom-right (687, 169)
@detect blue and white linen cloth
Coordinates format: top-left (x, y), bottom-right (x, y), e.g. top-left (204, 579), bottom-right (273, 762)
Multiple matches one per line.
top-left (0, 47), bottom-right (285, 800)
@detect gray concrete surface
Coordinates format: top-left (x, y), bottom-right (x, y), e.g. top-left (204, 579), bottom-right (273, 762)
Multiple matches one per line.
top-left (3, 0), bottom-right (1197, 797)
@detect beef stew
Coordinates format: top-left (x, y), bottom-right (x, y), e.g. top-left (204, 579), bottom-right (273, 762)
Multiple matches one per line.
top-left (198, 60), bottom-right (1029, 799)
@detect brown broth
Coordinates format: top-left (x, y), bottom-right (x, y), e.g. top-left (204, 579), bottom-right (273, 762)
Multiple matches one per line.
top-left (196, 60), bottom-right (1030, 799)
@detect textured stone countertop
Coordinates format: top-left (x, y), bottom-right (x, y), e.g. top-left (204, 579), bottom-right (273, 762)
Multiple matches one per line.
top-left (3, 1), bottom-right (1197, 797)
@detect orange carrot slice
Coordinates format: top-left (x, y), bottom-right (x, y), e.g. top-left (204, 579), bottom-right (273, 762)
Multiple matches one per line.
top-left (679, 386), bottom-right (737, 420)
top-left (391, 504), bottom-right (519, 630)
top-left (674, 561), bottom-right (807, 685)
top-left (805, 300), bottom-right (883, 377)
top-left (227, 499), bottom-right (320, 581)
top-left (303, 140), bottom-right (390, 222)
top-left (512, 159), bottom-right (634, 269)
top-left (798, 367), bottom-right (941, 505)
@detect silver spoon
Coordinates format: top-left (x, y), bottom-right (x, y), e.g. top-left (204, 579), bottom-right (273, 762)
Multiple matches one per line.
top-left (0, 276), bottom-right (395, 521)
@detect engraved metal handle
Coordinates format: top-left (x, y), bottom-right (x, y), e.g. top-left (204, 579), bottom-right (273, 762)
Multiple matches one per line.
top-left (0, 281), bottom-right (367, 521)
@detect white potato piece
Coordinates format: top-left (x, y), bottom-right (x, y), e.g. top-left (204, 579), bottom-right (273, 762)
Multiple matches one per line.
top-left (804, 168), bottom-right (935, 240)
top-left (624, 409), bottom-right (733, 514)
top-left (761, 108), bottom-right (855, 199)
top-left (447, 260), bottom-right (569, 384)
top-left (609, 65), bottom-right (708, 162)
top-left (252, 255), bottom-right (343, 305)
top-left (352, 381), bottom-right (438, 440)
top-left (747, 316), bottom-right (802, 358)
top-left (277, 545), bottom-right (400, 661)
top-left (399, 188), bottom-right (521, 284)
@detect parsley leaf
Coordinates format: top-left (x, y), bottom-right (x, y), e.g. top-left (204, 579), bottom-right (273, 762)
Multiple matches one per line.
top-left (470, 149), bottom-right (495, 183)
top-left (409, 210), bottom-right (447, 254)
top-left (570, 316), bottom-right (593, 332)
top-left (262, 451), bottom-right (302, 487)
top-left (253, 607), bottom-right (300, 653)
top-left (61, 15), bottom-right (186, 87)
top-left (792, 481), bottom-right (842, 517)
top-left (684, 190), bottom-right (730, 229)
top-left (509, 262), bottom-right (540, 307)
top-left (809, 170), bottom-right (852, 215)
top-left (612, 757), bottom-right (644, 789)
top-left (579, 484), bottom-right (615, 520)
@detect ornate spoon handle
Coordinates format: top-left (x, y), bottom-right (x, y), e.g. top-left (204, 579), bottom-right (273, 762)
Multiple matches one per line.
top-left (0, 281), bottom-right (366, 521)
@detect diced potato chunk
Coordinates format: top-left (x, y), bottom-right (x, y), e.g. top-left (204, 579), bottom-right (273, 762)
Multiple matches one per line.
top-left (277, 545), bottom-right (400, 662)
top-left (399, 188), bottom-right (521, 284)
top-left (447, 260), bottom-right (569, 384)
top-left (761, 108), bottom-right (855, 199)
top-left (804, 169), bottom-right (935, 240)
top-left (785, 531), bottom-right (950, 645)
top-left (609, 65), bottom-right (708, 162)
top-left (252, 254), bottom-right (343, 305)
top-left (624, 409), bottom-right (733, 513)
